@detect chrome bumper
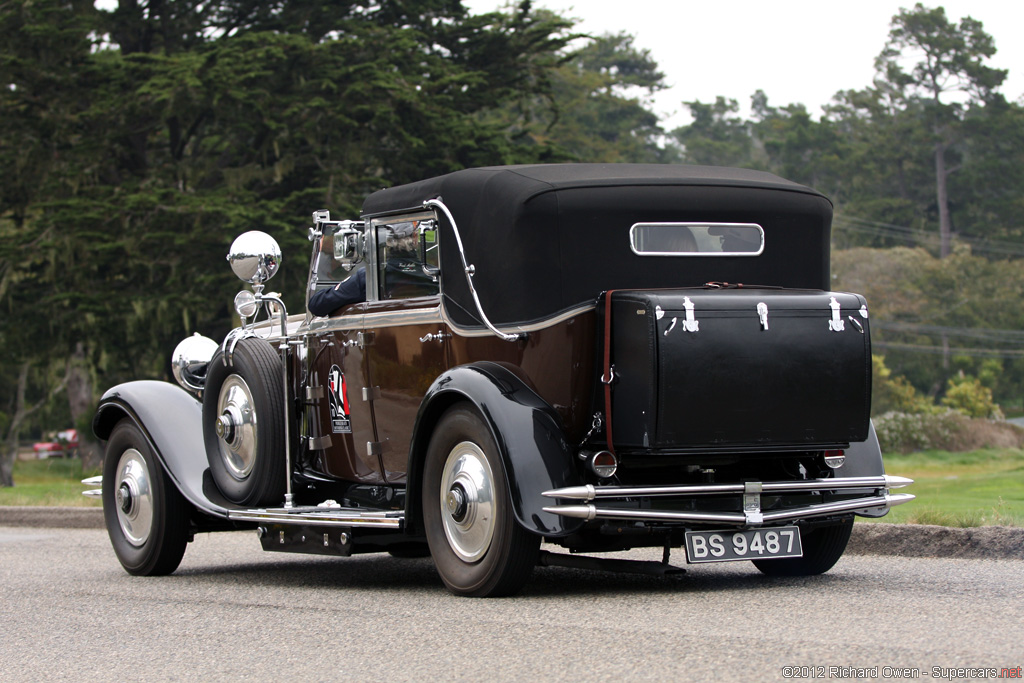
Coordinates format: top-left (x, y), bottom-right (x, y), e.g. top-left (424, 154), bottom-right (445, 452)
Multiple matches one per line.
top-left (542, 475), bottom-right (914, 527)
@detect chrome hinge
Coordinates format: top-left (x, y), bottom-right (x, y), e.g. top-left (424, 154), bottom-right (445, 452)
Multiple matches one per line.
top-left (682, 296), bottom-right (699, 332)
top-left (828, 297), bottom-right (845, 332)
top-left (367, 441), bottom-right (382, 457)
top-left (306, 385), bottom-right (325, 400)
top-left (358, 331), bottom-right (375, 347)
top-left (362, 386), bottom-right (381, 402)
top-left (757, 302), bottom-right (769, 331)
top-left (308, 435), bottom-right (332, 450)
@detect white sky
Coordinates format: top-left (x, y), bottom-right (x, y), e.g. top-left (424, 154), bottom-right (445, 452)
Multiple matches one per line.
top-left (463, 0), bottom-right (1024, 130)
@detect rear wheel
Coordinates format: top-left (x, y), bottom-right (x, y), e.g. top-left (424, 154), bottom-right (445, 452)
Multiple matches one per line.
top-left (103, 419), bottom-right (190, 576)
top-left (422, 403), bottom-right (539, 597)
top-left (202, 337), bottom-right (287, 506)
top-left (752, 517), bottom-right (854, 576)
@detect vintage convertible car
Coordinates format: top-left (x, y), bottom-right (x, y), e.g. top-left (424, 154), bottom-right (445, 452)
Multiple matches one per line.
top-left (87, 164), bottom-right (913, 597)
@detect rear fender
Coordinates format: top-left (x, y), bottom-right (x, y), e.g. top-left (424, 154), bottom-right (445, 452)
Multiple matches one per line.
top-left (834, 420), bottom-right (889, 518)
top-left (406, 362), bottom-right (583, 538)
top-left (93, 380), bottom-right (230, 517)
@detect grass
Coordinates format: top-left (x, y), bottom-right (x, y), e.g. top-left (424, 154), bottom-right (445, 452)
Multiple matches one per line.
top-left (869, 448), bottom-right (1024, 527)
top-left (0, 458), bottom-right (102, 508)
top-left (3, 449), bottom-right (1023, 527)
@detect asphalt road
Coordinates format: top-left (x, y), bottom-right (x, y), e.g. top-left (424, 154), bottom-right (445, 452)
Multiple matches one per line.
top-left (1, 526), bottom-right (1021, 682)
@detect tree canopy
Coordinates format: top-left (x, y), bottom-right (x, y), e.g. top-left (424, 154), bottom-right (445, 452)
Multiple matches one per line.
top-left (2, 1), bottom-right (1023, 480)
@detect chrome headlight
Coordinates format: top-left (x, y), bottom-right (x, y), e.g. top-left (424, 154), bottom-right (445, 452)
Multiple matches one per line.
top-left (234, 290), bottom-right (258, 319)
top-left (171, 333), bottom-right (220, 397)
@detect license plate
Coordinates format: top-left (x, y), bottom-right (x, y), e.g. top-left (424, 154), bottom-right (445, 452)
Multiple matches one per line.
top-left (684, 526), bottom-right (803, 563)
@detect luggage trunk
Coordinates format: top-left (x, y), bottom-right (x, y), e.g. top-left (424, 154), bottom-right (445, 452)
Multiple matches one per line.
top-left (607, 288), bottom-right (871, 451)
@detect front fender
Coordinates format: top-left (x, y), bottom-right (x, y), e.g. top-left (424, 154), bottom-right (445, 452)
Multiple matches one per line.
top-left (93, 380), bottom-right (230, 518)
top-left (406, 362), bottom-right (584, 538)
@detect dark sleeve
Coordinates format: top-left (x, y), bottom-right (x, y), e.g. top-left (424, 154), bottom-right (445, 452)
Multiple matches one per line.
top-left (308, 268), bottom-right (366, 317)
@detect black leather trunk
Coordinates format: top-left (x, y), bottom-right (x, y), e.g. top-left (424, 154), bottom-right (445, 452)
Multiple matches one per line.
top-left (608, 289), bottom-right (871, 450)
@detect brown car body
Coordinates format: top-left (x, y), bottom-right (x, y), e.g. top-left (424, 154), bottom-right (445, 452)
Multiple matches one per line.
top-left (92, 164), bottom-right (913, 596)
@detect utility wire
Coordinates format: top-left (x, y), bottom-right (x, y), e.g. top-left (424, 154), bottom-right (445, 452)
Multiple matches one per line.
top-left (833, 214), bottom-right (1024, 258)
top-left (874, 341), bottom-right (1024, 359)
top-left (873, 321), bottom-right (1024, 345)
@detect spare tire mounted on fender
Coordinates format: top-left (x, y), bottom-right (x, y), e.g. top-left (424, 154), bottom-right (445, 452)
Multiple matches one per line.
top-left (202, 336), bottom-right (287, 506)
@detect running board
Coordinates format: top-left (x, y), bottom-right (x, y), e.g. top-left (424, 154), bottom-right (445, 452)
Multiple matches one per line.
top-left (543, 492), bottom-right (916, 526)
top-left (227, 506), bottom-right (404, 529)
top-left (83, 475), bottom-right (405, 529)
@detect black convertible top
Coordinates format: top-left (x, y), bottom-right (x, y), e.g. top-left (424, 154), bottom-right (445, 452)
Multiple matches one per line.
top-left (362, 164), bottom-right (833, 329)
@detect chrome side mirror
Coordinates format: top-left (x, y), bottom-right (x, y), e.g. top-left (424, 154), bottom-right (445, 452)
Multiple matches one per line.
top-left (227, 231), bottom-right (282, 284)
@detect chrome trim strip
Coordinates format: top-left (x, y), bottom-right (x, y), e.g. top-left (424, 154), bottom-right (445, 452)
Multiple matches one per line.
top-left (363, 306), bottom-right (444, 328)
top-left (298, 301), bottom-right (597, 338)
top-left (83, 489), bottom-right (102, 498)
top-left (542, 475), bottom-right (913, 502)
top-left (300, 307), bottom-right (443, 335)
top-left (227, 507), bottom-right (403, 529)
top-left (301, 312), bottom-right (365, 335)
top-left (440, 300), bottom-right (597, 339)
top-left (542, 492), bottom-right (915, 526)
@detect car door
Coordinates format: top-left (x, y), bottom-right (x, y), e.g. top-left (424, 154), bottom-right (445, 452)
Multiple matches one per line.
top-left (306, 307), bottom-right (385, 484)
top-left (362, 214), bottom-right (449, 484)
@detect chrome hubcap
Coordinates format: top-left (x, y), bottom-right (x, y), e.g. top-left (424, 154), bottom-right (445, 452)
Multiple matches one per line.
top-left (440, 441), bottom-right (495, 562)
top-left (215, 375), bottom-right (258, 479)
top-left (114, 448), bottom-right (153, 547)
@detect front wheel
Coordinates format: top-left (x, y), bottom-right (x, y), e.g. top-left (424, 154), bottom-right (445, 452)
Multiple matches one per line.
top-left (422, 403), bottom-right (539, 597)
top-left (102, 419), bottom-right (190, 576)
top-left (752, 517), bottom-right (854, 576)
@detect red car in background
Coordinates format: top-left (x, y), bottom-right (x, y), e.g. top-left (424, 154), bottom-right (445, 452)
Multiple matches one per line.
top-left (33, 429), bottom-right (79, 458)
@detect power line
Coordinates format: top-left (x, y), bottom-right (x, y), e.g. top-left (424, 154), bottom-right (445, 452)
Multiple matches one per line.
top-left (874, 341), bottom-right (1024, 359)
top-left (873, 321), bottom-right (1024, 345)
top-left (832, 214), bottom-right (1024, 257)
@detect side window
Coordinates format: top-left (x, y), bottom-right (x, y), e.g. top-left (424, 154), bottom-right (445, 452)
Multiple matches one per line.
top-left (378, 220), bottom-right (440, 300)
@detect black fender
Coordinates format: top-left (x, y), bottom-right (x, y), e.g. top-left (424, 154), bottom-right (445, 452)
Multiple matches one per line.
top-left (406, 362), bottom-right (584, 538)
top-left (834, 420), bottom-right (889, 518)
top-left (93, 380), bottom-right (232, 518)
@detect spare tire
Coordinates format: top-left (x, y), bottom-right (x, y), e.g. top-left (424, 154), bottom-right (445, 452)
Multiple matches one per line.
top-left (202, 336), bottom-right (287, 506)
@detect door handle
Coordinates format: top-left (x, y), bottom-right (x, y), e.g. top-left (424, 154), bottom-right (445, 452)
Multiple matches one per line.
top-left (419, 331), bottom-right (451, 343)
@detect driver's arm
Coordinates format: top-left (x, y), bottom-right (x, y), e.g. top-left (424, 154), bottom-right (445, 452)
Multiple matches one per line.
top-left (309, 267), bottom-right (366, 317)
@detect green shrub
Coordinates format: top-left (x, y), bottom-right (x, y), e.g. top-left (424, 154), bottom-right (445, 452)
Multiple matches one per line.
top-left (875, 410), bottom-right (1024, 453)
top-left (874, 411), bottom-right (959, 453)
top-left (871, 354), bottom-right (937, 415)
top-left (942, 375), bottom-right (1003, 419)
